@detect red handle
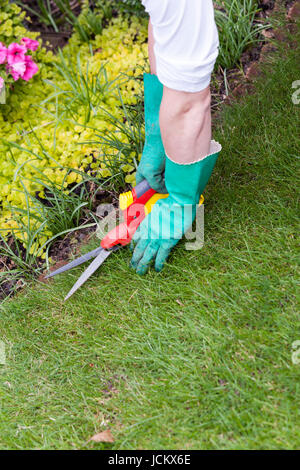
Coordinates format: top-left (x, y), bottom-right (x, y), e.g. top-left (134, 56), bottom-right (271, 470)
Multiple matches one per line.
top-left (101, 186), bottom-right (155, 250)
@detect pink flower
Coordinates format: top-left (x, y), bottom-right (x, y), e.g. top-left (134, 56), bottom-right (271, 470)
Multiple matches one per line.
top-left (0, 42), bottom-right (7, 64)
top-left (21, 55), bottom-right (39, 81)
top-left (21, 37), bottom-right (39, 52)
top-left (7, 42), bottom-right (27, 66)
top-left (0, 77), bottom-right (4, 89)
top-left (7, 61), bottom-right (26, 81)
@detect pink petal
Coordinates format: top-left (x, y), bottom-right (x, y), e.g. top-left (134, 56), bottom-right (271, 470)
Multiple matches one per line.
top-left (21, 37), bottom-right (39, 52)
top-left (0, 43), bottom-right (7, 64)
top-left (7, 42), bottom-right (27, 65)
top-left (21, 56), bottom-right (39, 81)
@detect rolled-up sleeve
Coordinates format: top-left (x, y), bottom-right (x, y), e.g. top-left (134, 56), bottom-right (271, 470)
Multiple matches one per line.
top-left (142, 0), bottom-right (219, 92)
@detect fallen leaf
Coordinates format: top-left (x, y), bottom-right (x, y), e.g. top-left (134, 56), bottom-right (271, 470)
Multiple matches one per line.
top-left (261, 28), bottom-right (274, 39)
top-left (89, 429), bottom-right (114, 443)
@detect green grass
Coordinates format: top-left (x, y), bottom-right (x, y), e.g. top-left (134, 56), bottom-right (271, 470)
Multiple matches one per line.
top-left (0, 29), bottom-right (299, 450)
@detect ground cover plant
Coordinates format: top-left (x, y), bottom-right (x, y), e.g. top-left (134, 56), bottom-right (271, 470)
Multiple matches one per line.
top-left (0, 0), bottom-right (273, 298)
top-left (0, 18), bottom-right (299, 448)
top-left (0, 0), bottom-right (150, 295)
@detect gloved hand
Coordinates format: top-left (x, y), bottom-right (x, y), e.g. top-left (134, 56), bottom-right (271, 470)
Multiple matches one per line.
top-left (130, 198), bottom-right (191, 274)
top-left (131, 141), bottom-right (222, 275)
top-left (135, 73), bottom-right (167, 194)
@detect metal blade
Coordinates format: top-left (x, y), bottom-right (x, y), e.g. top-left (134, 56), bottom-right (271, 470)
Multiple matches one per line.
top-left (64, 249), bottom-right (113, 301)
top-left (45, 247), bottom-right (104, 279)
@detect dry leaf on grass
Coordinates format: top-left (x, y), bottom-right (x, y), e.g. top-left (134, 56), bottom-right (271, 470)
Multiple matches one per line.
top-left (89, 429), bottom-right (114, 443)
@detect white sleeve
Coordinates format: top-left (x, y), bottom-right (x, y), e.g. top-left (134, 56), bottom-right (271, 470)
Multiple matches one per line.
top-left (142, 0), bottom-right (219, 92)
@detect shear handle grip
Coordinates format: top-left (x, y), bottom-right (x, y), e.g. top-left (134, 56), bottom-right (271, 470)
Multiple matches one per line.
top-left (133, 179), bottom-right (151, 199)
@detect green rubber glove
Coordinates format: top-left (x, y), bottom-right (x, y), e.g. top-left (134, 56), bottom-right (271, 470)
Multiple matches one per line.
top-left (135, 73), bottom-right (167, 194)
top-left (131, 141), bottom-right (222, 275)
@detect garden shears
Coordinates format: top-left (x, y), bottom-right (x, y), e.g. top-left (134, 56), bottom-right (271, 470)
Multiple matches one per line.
top-left (45, 180), bottom-right (168, 301)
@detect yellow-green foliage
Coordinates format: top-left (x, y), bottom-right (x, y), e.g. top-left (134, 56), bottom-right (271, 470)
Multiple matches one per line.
top-left (0, 1), bottom-right (148, 255)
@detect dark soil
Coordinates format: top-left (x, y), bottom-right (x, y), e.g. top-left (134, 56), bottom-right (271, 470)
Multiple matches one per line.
top-left (0, 174), bottom-right (118, 300)
top-left (21, 0), bottom-right (120, 50)
top-left (21, 0), bottom-right (81, 49)
top-left (211, 0), bottom-right (277, 107)
top-left (46, 181), bottom-right (118, 265)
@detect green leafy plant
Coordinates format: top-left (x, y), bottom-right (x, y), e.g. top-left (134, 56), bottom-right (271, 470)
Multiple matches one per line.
top-left (14, 0), bottom-right (92, 40)
top-left (15, 0), bottom-right (61, 32)
top-left (0, 8), bottom-right (147, 261)
top-left (74, 0), bottom-right (115, 41)
top-left (42, 49), bottom-right (124, 124)
top-left (79, 81), bottom-right (145, 188)
top-left (114, 0), bottom-right (147, 17)
top-left (214, 0), bottom-right (270, 69)
top-left (55, 0), bottom-right (93, 42)
top-left (0, 1), bottom-right (29, 44)
top-left (0, 154), bottom-right (99, 293)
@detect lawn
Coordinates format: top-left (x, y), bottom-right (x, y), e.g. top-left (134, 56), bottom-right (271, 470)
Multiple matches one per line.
top-left (0, 17), bottom-right (299, 450)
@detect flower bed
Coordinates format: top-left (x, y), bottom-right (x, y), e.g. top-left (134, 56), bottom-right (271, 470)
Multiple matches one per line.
top-left (0, 1), bottom-right (148, 259)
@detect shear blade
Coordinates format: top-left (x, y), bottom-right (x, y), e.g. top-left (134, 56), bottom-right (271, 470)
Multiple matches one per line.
top-left (45, 246), bottom-right (104, 279)
top-left (64, 249), bottom-right (113, 301)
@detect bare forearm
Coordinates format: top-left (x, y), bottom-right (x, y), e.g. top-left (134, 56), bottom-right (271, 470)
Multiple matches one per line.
top-left (148, 20), bottom-right (157, 75)
top-left (159, 86), bottom-right (212, 164)
top-left (147, 19), bottom-right (212, 164)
